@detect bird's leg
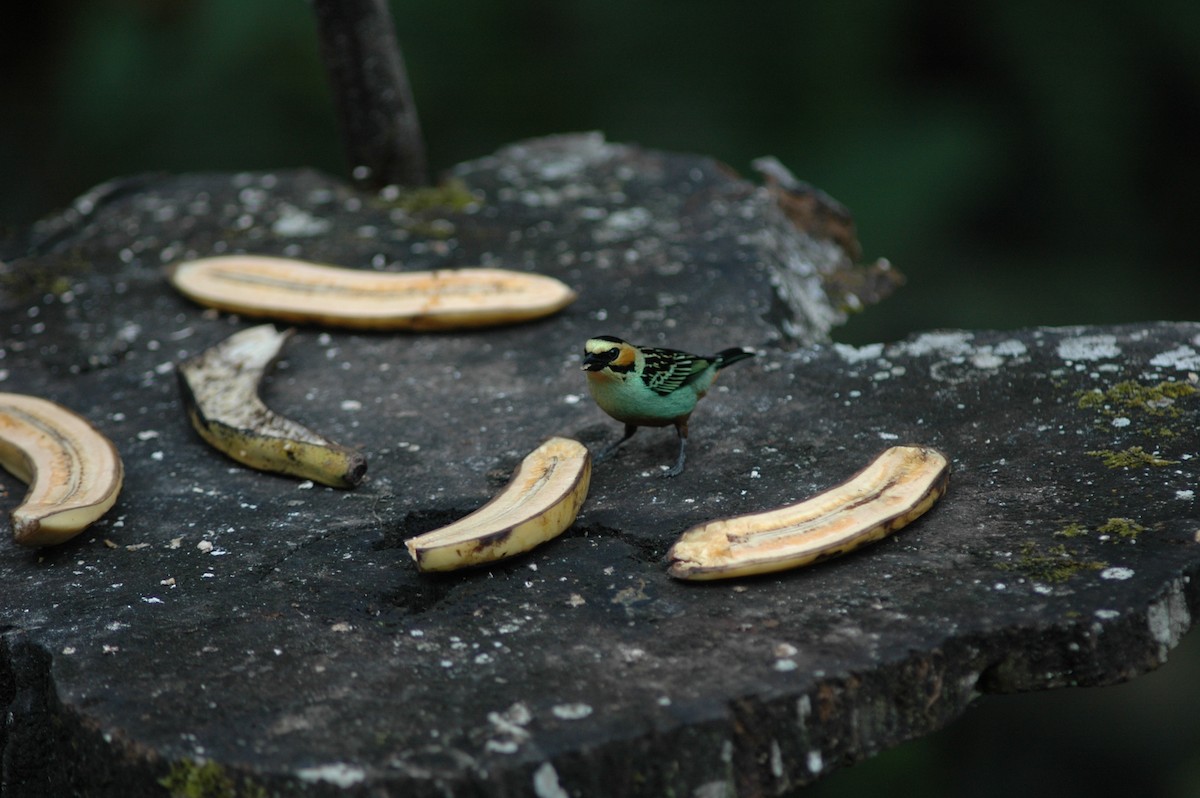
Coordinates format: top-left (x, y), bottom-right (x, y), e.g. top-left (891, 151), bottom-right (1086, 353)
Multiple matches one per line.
top-left (665, 419), bottom-right (689, 477)
top-left (595, 423), bottom-right (638, 462)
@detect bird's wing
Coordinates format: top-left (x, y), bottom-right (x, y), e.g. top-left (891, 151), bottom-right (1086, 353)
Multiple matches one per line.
top-left (641, 348), bottom-right (712, 396)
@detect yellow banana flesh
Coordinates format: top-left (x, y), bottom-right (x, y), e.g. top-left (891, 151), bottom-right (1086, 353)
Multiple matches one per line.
top-left (166, 255), bottom-right (577, 330)
top-left (177, 324), bottom-right (367, 488)
top-left (406, 437), bottom-right (591, 572)
top-left (667, 445), bottom-right (949, 580)
top-left (0, 393), bottom-right (124, 546)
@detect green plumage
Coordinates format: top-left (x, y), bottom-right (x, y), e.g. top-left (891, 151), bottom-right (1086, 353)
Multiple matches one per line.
top-left (581, 336), bottom-right (753, 476)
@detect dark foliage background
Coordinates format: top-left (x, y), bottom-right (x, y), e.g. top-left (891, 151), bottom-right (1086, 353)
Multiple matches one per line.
top-left (2, 1), bottom-right (1198, 795)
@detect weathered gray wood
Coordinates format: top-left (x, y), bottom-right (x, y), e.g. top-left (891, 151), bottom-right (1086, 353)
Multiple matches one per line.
top-left (1, 135), bottom-right (1197, 796)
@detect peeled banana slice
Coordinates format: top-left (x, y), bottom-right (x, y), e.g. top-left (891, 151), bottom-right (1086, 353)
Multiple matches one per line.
top-left (0, 393), bottom-right (124, 546)
top-left (667, 445), bottom-right (949, 580)
top-left (406, 437), bottom-right (591, 572)
top-left (177, 324), bottom-right (367, 488)
top-left (167, 255), bottom-right (577, 330)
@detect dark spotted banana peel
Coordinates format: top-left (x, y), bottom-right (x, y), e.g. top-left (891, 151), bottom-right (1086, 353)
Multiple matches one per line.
top-left (667, 445), bottom-right (949, 580)
top-left (177, 324), bottom-right (367, 488)
top-left (0, 393), bottom-right (124, 546)
top-left (167, 255), bottom-right (577, 330)
top-left (406, 437), bottom-right (591, 572)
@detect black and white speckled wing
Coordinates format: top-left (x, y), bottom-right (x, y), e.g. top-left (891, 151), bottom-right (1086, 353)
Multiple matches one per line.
top-left (640, 347), bottom-right (712, 396)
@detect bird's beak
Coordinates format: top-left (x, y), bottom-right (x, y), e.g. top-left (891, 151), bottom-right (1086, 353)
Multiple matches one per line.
top-left (581, 354), bottom-right (607, 371)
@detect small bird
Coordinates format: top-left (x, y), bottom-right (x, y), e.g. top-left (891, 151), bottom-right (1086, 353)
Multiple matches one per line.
top-left (581, 335), bottom-right (754, 476)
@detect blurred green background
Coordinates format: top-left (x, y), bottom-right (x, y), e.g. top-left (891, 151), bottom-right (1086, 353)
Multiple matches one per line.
top-left (2, 1), bottom-right (1199, 795)
top-left (4, 0), bottom-right (1199, 343)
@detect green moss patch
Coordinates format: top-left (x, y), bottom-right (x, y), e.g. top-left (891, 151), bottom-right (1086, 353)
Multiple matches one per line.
top-left (379, 178), bottom-right (479, 214)
top-left (160, 760), bottom-right (267, 798)
top-left (1097, 517), bottom-right (1146, 539)
top-left (1053, 522), bottom-right (1089, 539)
top-left (1053, 517), bottom-right (1147, 541)
top-left (1077, 379), bottom-right (1196, 418)
top-left (1086, 446), bottom-right (1179, 468)
top-left (998, 542), bottom-right (1107, 583)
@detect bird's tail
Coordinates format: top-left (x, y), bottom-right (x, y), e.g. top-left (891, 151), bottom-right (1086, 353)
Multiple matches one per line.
top-left (713, 348), bottom-right (755, 370)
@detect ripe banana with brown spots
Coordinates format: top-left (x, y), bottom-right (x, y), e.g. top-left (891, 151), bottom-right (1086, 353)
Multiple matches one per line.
top-left (167, 255), bottom-right (577, 330)
top-left (667, 445), bottom-right (949, 580)
top-left (406, 437), bottom-right (591, 572)
top-left (177, 324), bottom-right (367, 488)
top-left (0, 393), bottom-right (124, 546)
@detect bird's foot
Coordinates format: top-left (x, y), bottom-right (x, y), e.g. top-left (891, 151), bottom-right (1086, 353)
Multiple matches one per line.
top-left (594, 438), bottom-right (630, 463)
top-left (663, 441), bottom-right (687, 477)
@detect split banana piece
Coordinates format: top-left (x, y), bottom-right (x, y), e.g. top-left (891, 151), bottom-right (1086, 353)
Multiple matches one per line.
top-left (667, 445), bottom-right (949, 580)
top-left (0, 393), bottom-right (124, 546)
top-left (406, 437), bottom-right (591, 572)
top-left (167, 255), bottom-right (577, 330)
top-left (177, 324), bottom-right (367, 488)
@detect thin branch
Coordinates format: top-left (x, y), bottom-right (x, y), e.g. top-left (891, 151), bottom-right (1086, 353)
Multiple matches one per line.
top-left (311, 0), bottom-right (428, 187)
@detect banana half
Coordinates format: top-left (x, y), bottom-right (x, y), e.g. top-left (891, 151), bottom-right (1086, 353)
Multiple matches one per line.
top-left (177, 324), bottom-right (367, 488)
top-left (167, 255), bottom-right (577, 330)
top-left (667, 445), bottom-right (949, 580)
top-left (0, 393), bottom-right (124, 546)
top-left (405, 437), bottom-right (591, 572)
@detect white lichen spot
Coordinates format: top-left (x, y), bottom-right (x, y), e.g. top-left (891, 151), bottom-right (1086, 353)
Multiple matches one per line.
top-left (1100, 567), bottom-right (1135, 581)
top-left (271, 205), bottom-right (333, 237)
top-left (878, 431), bottom-right (900, 441)
top-left (551, 703), bottom-right (593, 720)
top-left (296, 763), bottom-right (366, 788)
top-left (1150, 344), bottom-right (1200, 371)
top-left (1111, 416), bottom-right (1131, 428)
top-left (773, 659), bottom-right (798, 672)
top-left (532, 762), bottom-right (569, 798)
top-left (796, 694), bottom-right (812, 722)
top-left (692, 781), bottom-right (732, 798)
top-left (806, 749), bottom-right (824, 774)
top-left (993, 339), bottom-right (1028, 357)
top-left (1056, 334), bottom-right (1120, 362)
top-left (1147, 579), bottom-right (1191, 657)
top-left (1094, 609), bottom-right (1121, 620)
top-left (971, 352), bottom-right (1005, 369)
top-left (593, 207), bottom-right (651, 243)
top-left (1176, 490), bottom-right (1195, 501)
top-left (488, 702), bottom-right (533, 739)
top-left (896, 331), bottom-right (975, 357)
top-left (833, 342), bottom-right (884, 364)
